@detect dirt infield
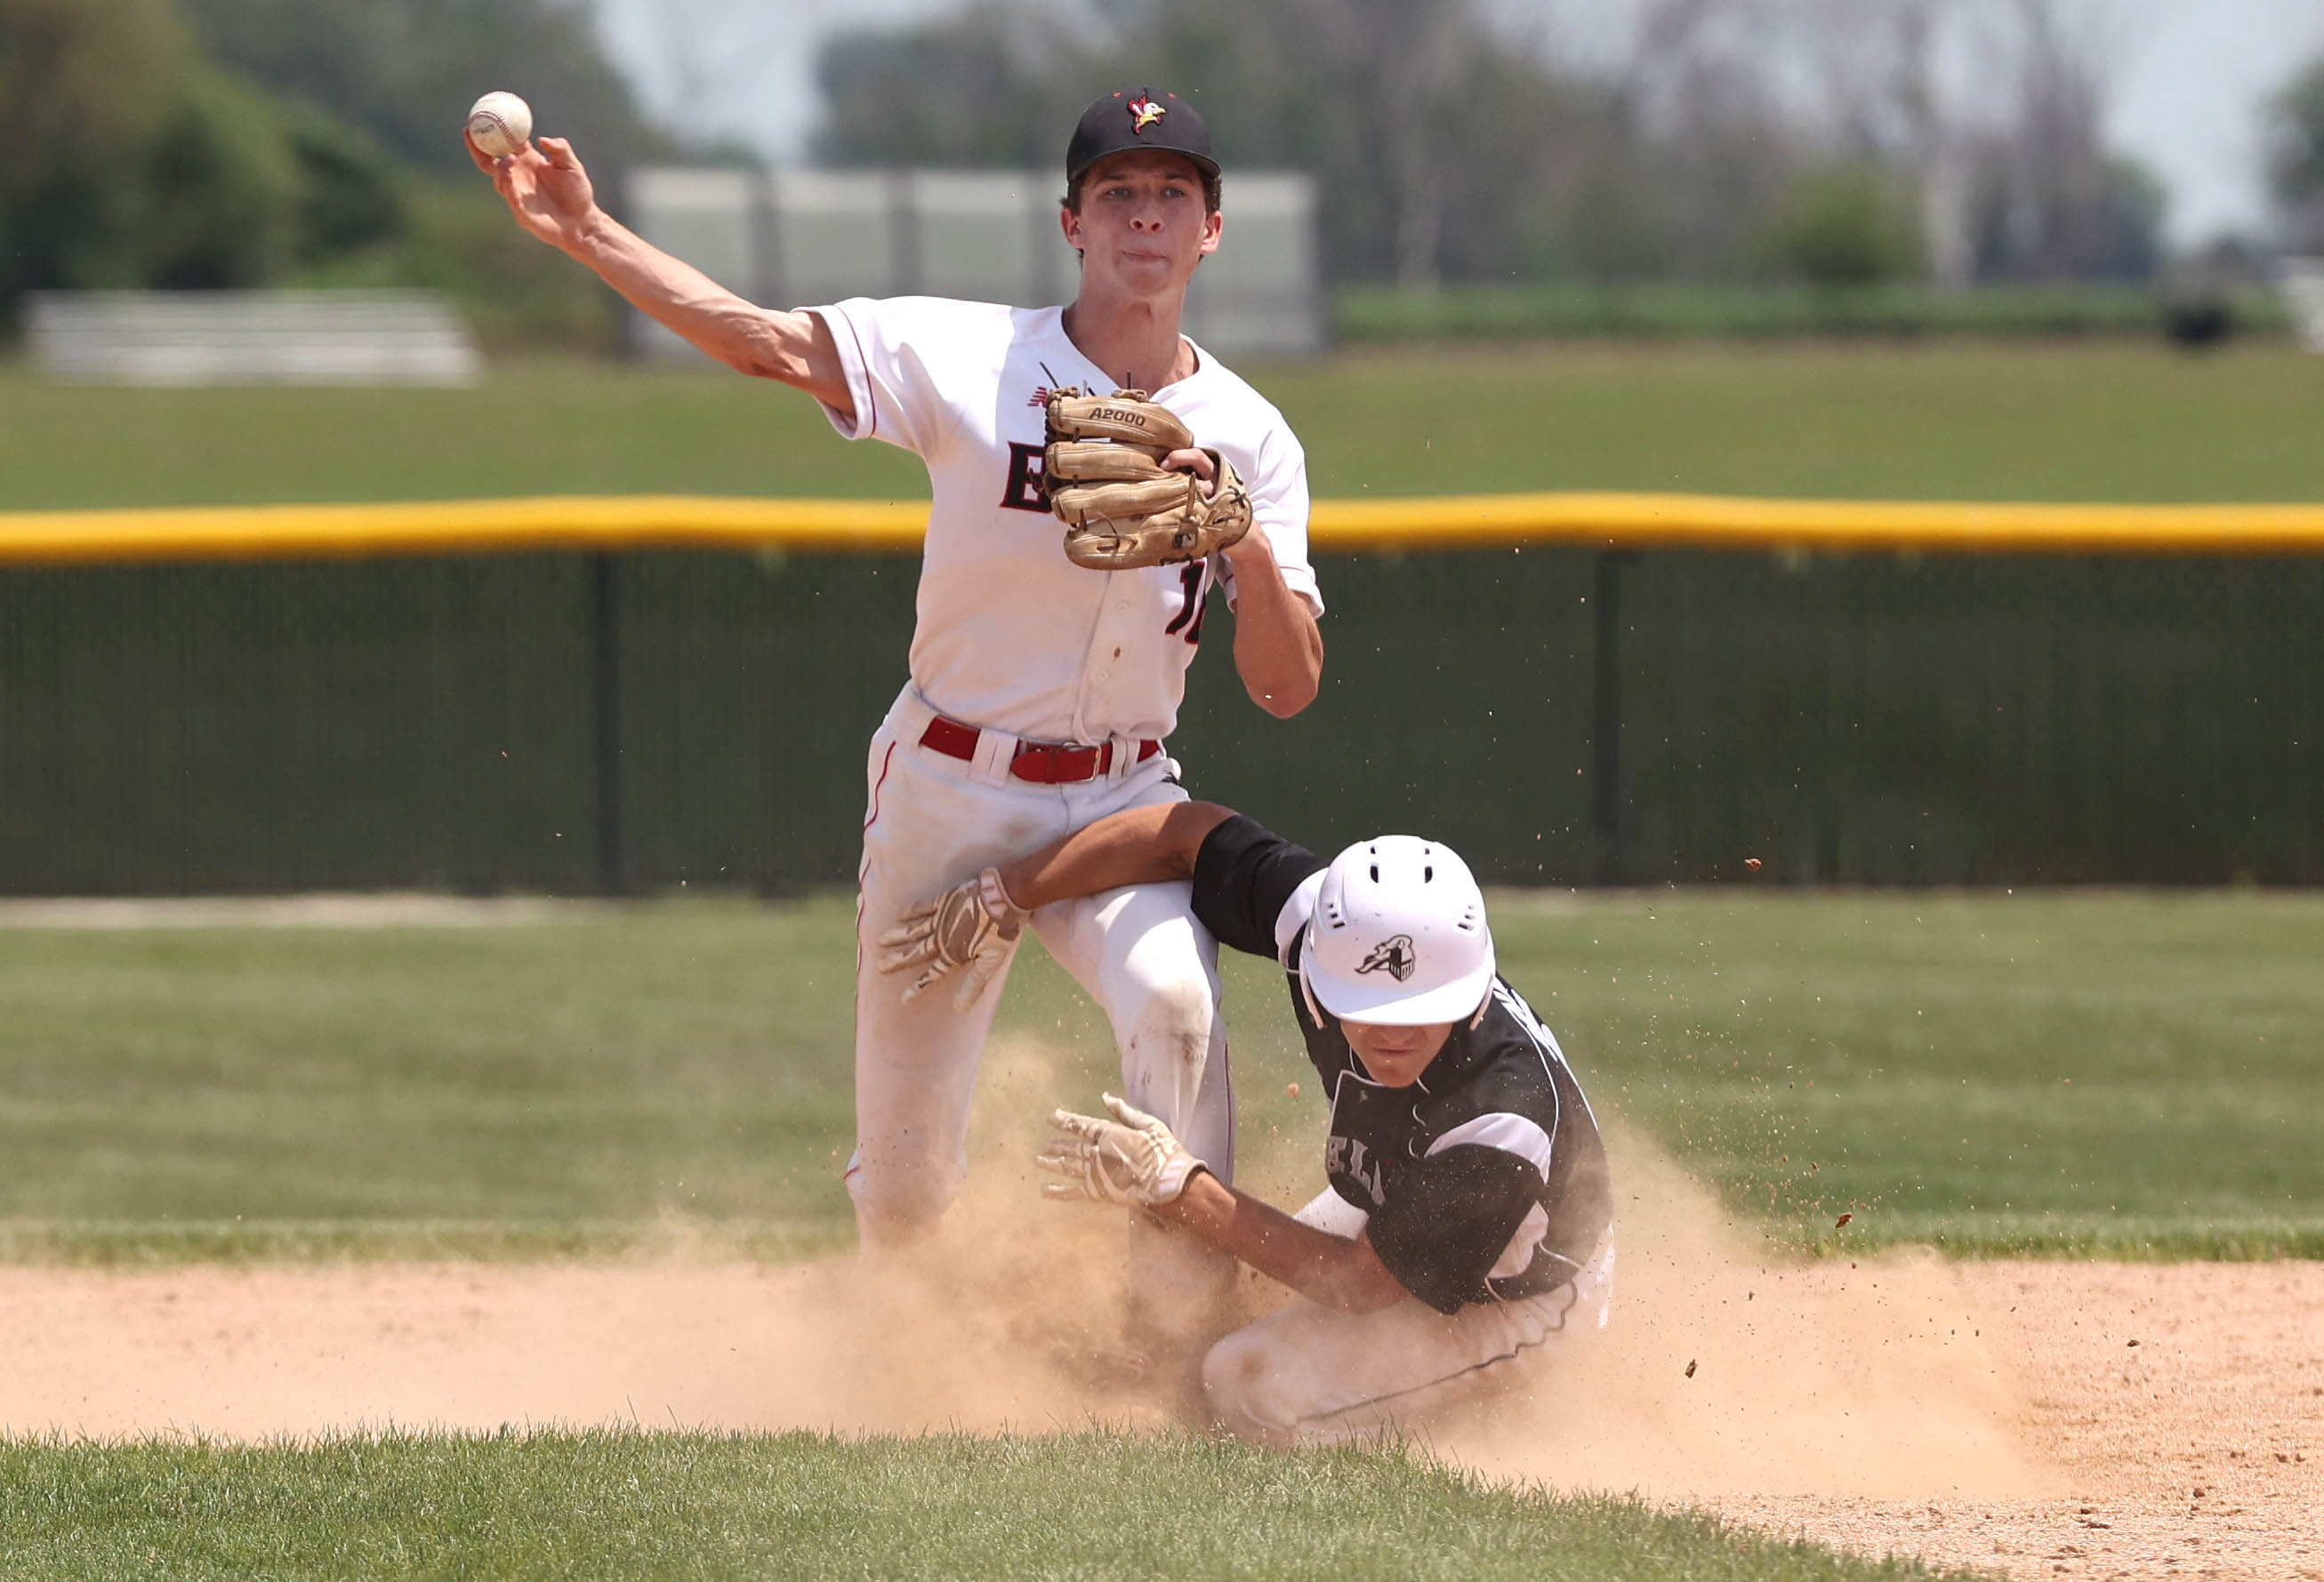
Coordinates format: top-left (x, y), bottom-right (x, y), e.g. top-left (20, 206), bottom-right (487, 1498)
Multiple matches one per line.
top-left (4, 1191), bottom-right (2316, 1578)
top-left (1708, 1262), bottom-right (2324, 1580)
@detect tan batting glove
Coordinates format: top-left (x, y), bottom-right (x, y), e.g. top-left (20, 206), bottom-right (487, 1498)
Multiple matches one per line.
top-left (875, 867), bottom-right (1026, 1011)
top-left (1035, 1094), bottom-right (1206, 1208)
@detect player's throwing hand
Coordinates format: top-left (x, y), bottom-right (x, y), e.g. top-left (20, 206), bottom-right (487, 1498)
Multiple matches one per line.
top-left (876, 867), bottom-right (1028, 1010)
top-left (466, 130), bottom-right (599, 256)
top-left (1038, 1094), bottom-right (1207, 1207)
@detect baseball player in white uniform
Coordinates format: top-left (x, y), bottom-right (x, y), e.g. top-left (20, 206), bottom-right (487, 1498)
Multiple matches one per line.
top-left (470, 92), bottom-right (1323, 1345)
top-left (883, 800), bottom-right (1615, 1444)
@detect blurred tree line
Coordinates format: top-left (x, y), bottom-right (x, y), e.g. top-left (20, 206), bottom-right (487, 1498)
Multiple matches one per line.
top-left (811, 0), bottom-right (2167, 289)
top-left (13, 0), bottom-right (2322, 350)
top-left (2268, 55), bottom-right (2324, 254)
top-left (0, 0), bottom-right (668, 347)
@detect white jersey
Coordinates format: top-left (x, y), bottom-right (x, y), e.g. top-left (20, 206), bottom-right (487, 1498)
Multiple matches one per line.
top-left (807, 296), bottom-right (1322, 745)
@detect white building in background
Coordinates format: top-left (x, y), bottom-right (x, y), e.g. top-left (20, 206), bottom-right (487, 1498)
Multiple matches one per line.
top-left (627, 167), bottom-right (1325, 361)
top-left (2280, 260), bottom-right (2324, 351)
top-left (24, 291), bottom-right (480, 386)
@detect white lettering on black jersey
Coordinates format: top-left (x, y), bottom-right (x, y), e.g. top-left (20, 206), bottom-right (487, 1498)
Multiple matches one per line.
top-left (1193, 814), bottom-right (1614, 1314)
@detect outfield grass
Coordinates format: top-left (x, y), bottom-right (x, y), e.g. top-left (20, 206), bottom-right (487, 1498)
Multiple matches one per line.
top-left (1517, 889), bottom-right (2324, 1258)
top-left (5, 342), bottom-right (2324, 511)
top-left (2, 889), bottom-right (2318, 1263)
top-left (0, 1429), bottom-right (1974, 1582)
top-left (0, 901), bottom-right (864, 1256)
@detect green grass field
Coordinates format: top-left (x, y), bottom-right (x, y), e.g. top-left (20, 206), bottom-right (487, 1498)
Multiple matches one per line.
top-left (4, 890), bottom-right (2318, 1264)
top-left (5, 341), bottom-right (2324, 511)
top-left (0, 1430), bottom-right (1974, 1582)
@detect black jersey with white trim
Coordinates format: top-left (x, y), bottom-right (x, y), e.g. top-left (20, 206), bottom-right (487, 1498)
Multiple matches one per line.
top-left (1192, 815), bottom-right (1614, 1315)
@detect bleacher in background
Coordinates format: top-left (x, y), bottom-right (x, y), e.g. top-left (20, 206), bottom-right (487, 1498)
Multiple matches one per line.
top-left (25, 291), bottom-right (482, 387)
top-left (627, 167), bottom-right (1324, 360)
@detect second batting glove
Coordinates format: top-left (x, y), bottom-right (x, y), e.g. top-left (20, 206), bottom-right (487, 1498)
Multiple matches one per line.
top-left (1035, 1094), bottom-right (1206, 1208)
top-left (876, 867), bottom-right (1027, 1011)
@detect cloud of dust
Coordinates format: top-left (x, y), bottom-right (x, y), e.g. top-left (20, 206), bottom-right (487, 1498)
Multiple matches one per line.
top-left (0, 1038), bottom-right (1177, 1442)
top-left (709, 1036), bottom-right (1192, 1435)
top-left (1428, 1128), bottom-right (2055, 1501)
top-left (0, 1042), bottom-right (2054, 1501)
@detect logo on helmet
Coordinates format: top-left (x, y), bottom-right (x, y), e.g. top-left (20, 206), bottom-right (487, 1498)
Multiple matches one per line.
top-left (1127, 95), bottom-right (1166, 133)
top-left (1356, 934), bottom-right (1417, 983)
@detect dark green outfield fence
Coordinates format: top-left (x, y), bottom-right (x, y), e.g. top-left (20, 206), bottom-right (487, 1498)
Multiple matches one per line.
top-left (2, 547), bottom-right (2317, 894)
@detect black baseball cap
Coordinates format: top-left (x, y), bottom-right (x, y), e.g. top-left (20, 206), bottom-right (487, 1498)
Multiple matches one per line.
top-left (1065, 90), bottom-right (1218, 189)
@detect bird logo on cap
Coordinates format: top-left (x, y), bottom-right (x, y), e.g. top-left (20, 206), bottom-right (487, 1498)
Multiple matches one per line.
top-left (1127, 95), bottom-right (1166, 133)
top-left (1357, 935), bottom-right (1418, 983)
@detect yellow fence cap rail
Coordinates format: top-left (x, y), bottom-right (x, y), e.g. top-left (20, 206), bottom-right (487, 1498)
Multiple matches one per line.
top-left (0, 495), bottom-right (926, 566)
top-left (1310, 492), bottom-right (2324, 555)
top-left (7, 492), bottom-right (2324, 566)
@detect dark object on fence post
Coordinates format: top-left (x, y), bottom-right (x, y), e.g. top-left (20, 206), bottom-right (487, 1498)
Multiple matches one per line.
top-left (2160, 294), bottom-right (2233, 349)
top-left (591, 552), bottom-right (625, 896)
top-left (1591, 550), bottom-right (1628, 886)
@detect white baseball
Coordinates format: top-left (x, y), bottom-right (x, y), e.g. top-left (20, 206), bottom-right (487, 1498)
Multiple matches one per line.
top-left (466, 92), bottom-right (534, 158)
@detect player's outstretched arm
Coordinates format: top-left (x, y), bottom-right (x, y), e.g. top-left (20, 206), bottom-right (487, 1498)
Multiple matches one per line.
top-left (875, 803), bottom-right (1235, 1008)
top-left (1164, 1170), bottom-right (1409, 1314)
top-left (466, 132), bottom-right (852, 416)
top-left (1037, 1095), bottom-right (1408, 1314)
top-left (996, 801), bottom-right (1237, 909)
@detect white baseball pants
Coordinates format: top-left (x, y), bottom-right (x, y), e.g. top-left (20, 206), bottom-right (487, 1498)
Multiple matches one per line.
top-left (847, 688), bottom-right (1236, 1271)
top-left (1201, 1191), bottom-right (1616, 1448)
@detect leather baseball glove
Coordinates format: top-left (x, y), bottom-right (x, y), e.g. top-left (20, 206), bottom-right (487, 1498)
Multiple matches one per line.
top-left (1043, 388), bottom-right (1253, 571)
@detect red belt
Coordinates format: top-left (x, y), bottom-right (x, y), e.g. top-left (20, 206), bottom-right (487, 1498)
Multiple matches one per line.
top-left (919, 715), bottom-right (1162, 784)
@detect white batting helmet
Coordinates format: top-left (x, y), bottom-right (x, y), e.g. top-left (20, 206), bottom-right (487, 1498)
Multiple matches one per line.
top-left (1301, 835), bottom-right (1495, 1025)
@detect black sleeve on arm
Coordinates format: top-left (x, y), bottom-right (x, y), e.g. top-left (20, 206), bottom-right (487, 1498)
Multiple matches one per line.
top-left (1190, 815), bottom-right (1326, 961)
top-left (1365, 1147), bottom-right (1545, 1315)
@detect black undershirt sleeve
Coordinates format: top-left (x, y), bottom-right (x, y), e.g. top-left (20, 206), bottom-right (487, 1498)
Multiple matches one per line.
top-left (1190, 815), bottom-right (1326, 962)
top-left (1365, 1146), bottom-right (1546, 1315)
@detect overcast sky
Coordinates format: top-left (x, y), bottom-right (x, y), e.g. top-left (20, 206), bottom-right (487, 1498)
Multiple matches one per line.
top-left (594, 0), bottom-right (2324, 248)
top-left (2113, 0), bottom-right (2324, 243)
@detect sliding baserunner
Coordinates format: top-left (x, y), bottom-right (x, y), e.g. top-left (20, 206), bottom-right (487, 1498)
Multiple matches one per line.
top-left (881, 802), bottom-right (1613, 1442)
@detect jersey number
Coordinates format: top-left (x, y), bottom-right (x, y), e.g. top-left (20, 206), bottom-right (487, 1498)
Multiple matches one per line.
top-left (1163, 562), bottom-right (1210, 645)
